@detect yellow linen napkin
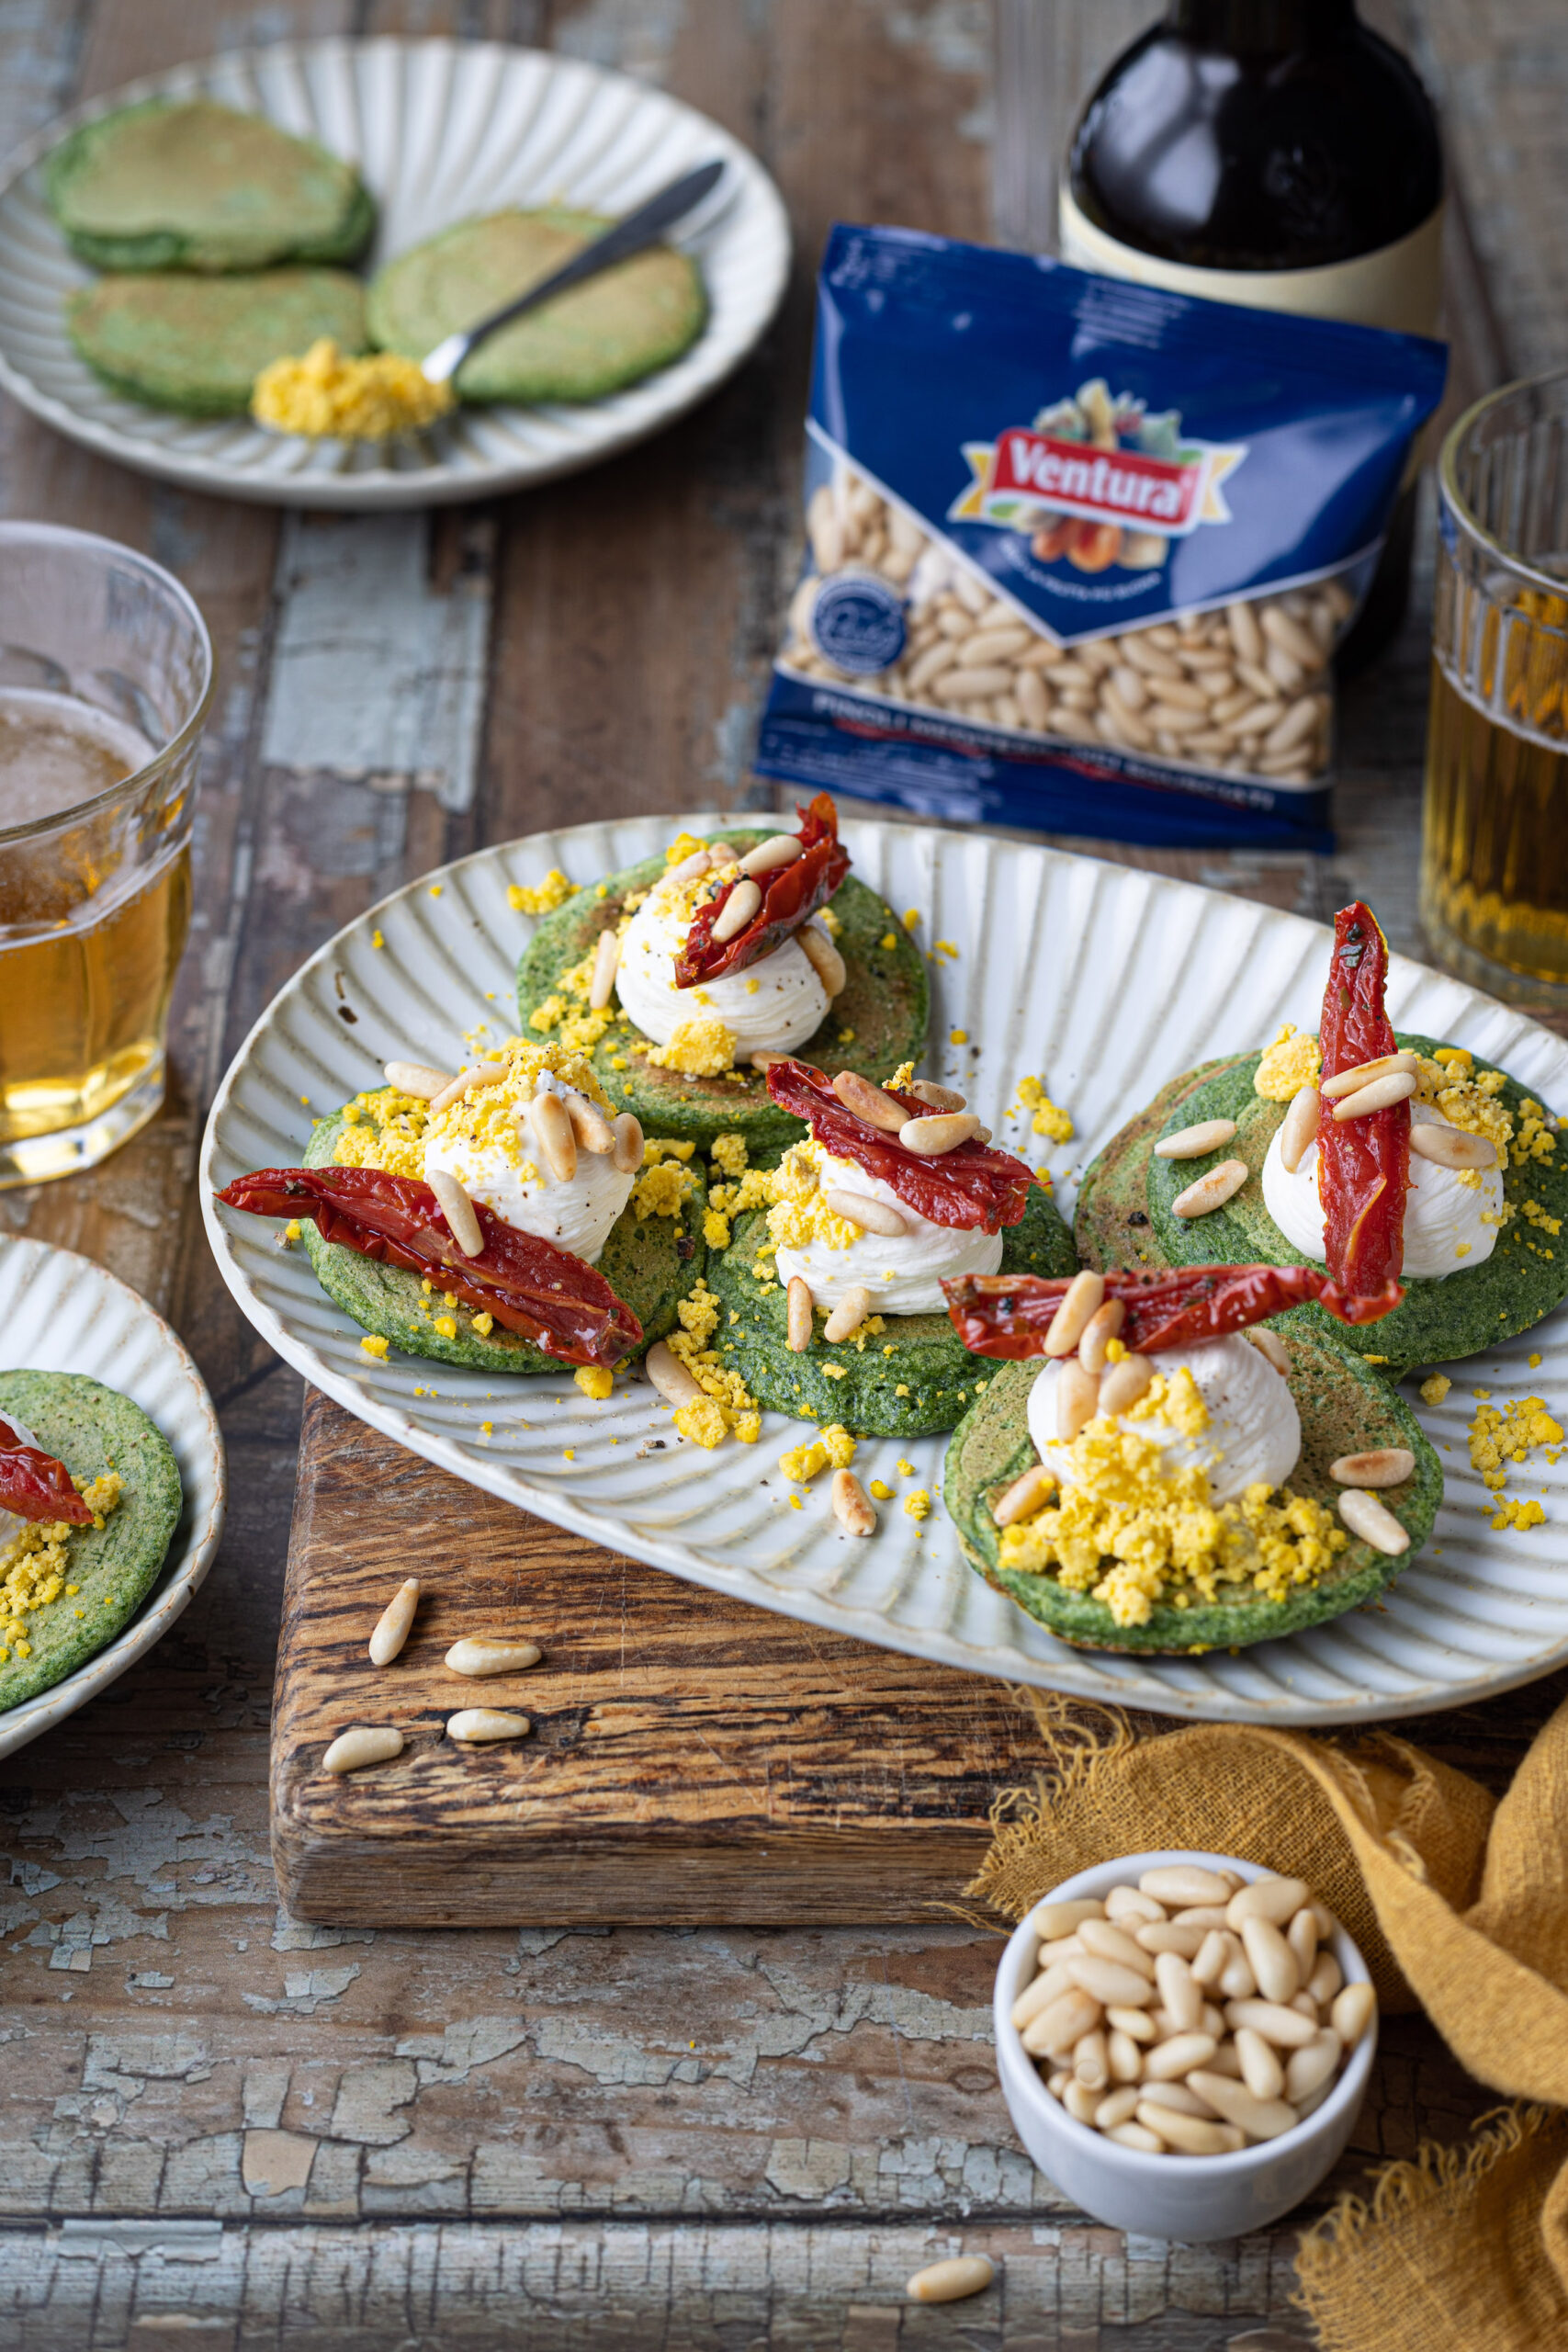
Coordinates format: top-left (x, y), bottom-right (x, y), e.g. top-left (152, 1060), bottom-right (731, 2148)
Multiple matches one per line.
top-left (969, 1690), bottom-right (1568, 2349)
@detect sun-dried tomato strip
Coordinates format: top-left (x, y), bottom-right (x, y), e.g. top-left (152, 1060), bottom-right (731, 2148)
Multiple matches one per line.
top-left (1318, 902), bottom-right (1409, 1295)
top-left (942, 1261), bottom-right (1403, 1359)
top-left (674, 793), bottom-right (852, 987)
top-left (217, 1167), bottom-right (643, 1368)
top-left (765, 1058), bottom-right (1033, 1233)
top-left (0, 1417), bottom-right (93, 1524)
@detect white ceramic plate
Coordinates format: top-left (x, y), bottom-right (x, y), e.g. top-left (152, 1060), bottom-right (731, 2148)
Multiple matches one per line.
top-left (200, 814), bottom-right (1568, 1725)
top-left (0, 1239), bottom-right (226, 1758)
top-left (0, 38), bottom-right (790, 510)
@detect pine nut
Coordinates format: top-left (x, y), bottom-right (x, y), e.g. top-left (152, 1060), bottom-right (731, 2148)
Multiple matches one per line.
top-left (1177, 1901), bottom-right (1235, 1927)
top-left (1136, 1921), bottom-right (1206, 1959)
top-left (662, 847), bottom-right (712, 889)
top-left (1154, 1951), bottom-right (1202, 2031)
top-left (1044, 1269), bottom-right (1106, 1357)
top-left (384, 1059), bottom-right (451, 1100)
top-left (786, 1276), bottom-right (814, 1352)
top-left (1171, 1158), bottom-right (1247, 1216)
top-left (831, 1467), bottom-right (877, 1536)
top-left (1330, 1450), bottom-right (1417, 1498)
top-left (738, 832), bottom-right (805, 876)
top-left (612, 1112), bottom-right (644, 1173)
top-left (1106, 2005), bottom-right (1157, 2042)
top-left (589, 928), bottom-right (620, 1010)
top-left (750, 1049), bottom-right (789, 1072)
top-left (1107, 2030), bottom-right (1145, 2083)
top-left (1028, 1896), bottom-right (1104, 1939)
top-left (429, 1061), bottom-right (508, 1114)
top-left (1136, 2078), bottom-right (1221, 2120)
top-left (1410, 1123), bottom-right (1496, 1169)
top-left (1154, 1118), bottom-right (1238, 1160)
top-left (1142, 1865), bottom-right (1233, 1906)
top-left (1074, 2028), bottom-right (1111, 2091)
top-left (1235, 2027), bottom-right (1284, 2101)
top-left (821, 1187), bottom-right (907, 1238)
top-left (1308, 1951), bottom-right (1343, 2007)
top-left (906, 2256), bottom-right (995, 2304)
top-left (1108, 2121), bottom-right (1164, 2152)
top-left (821, 1287), bottom-right (871, 1345)
top-left (1321, 1051), bottom-right (1422, 1100)
top-left (1099, 1353), bottom-right (1154, 1415)
top-left (532, 1091), bottom-right (577, 1181)
top-left (1224, 1998), bottom-right (1318, 2048)
top-left (1188, 2071), bottom-right (1299, 2141)
top-left (1332, 1982), bottom-right (1377, 2044)
top-left (1024, 1988), bottom-right (1102, 2056)
top-left (1239, 1916), bottom-right (1300, 2004)
top-left (566, 1094), bottom-right (615, 1155)
top-left (1078, 1298), bottom-right (1125, 1375)
top-left (899, 1111), bottom-right (981, 1154)
top-left (1066, 1955), bottom-right (1155, 2008)
top-left (427, 1166), bottom-right (484, 1258)
top-left (1056, 1357), bottom-right (1100, 1441)
top-left (710, 876), bottom-right (761, 944)
top-left (993, 1463), bottom-right (1054, 1528)
top-left (1058, 2076), bottom-right (1098, 2125)
top-left (1224, 1876), bottom-right (1310, 1929)
top-left (1190, 1930), bottom-right (1230, 1989)
top-left (646, 1340), bottom-right (703, 1408)
top-left (1338, 1489), bottom-right (1410, 1555)
top-left (1285, 2031), bottom-right (1343, 2106)
top-left (932, 663), bottom-right (1017, 701)
top-left (798, 923), bottom-right (847, 996)
top-left (368, 1577), bottom-right (420, 1667)
top-left (1012, 1962), bottom-right (1078, 2031)
top-left (1079, 1919), bottom-right (1156, 1976)
top-left (1037, 1934), bottom-right (1088, 1968)
top-left (1260, 604), bottom-right (1325, 670)
top-left (444, 1637), bottom-right (542, 1677)
top-left (323, 1725), bottom-right (402, 1774)
top-left (1095, 2085), bottom-right (1142, 2130)
top-left (1139, 2108), bottom-right (1240, 2156)
top-left (1286, 1906), bottom-right (1319, 1983)
top-left (1280, 1084), bottom-right (1320, 1173)
top-left (1226, 600), bottom-right (1264, 662)
top-left (1218, 1947), bottom-right (1258, 2002)
top-left (908, 1079), bottom-right (966, 1110)
top-left (832, 1069), bottom-right (908, 1131)
top-left (1143, 2030), bottom-right (1217, 2081)
top-left (1105, 1887), bottom-right (1166, 1925)
top-left (1291, 1990), bottom-right (1320, 2020)
top-left (446, 1708), bottom-right (530, 1744)
top-left (1243, 1328), bottom-right (1291, 1375)
top-left (1330, 1073), bottom-right (1419, 1121)
top-left (1047, 2069), bottom-right (1072, 2098)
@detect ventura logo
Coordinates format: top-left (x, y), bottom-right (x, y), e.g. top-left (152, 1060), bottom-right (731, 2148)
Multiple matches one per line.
top-left (948, 395), bottom-right (1246, 556)
top-left (993, 434), bottom-right (1204, 525)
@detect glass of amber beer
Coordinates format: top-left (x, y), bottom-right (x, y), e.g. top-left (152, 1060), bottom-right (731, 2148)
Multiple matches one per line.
top-left (1422, 371), bottom-right (1568, 1000)
top-left (0, 524), bottom-right (212, 1185)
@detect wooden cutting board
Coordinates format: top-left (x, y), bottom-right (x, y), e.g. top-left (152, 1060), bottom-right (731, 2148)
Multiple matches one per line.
top-left (272, 1389), bottom-right (1044, 1926)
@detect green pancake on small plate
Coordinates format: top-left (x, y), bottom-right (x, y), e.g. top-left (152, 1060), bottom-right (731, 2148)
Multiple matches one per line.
top-left (943, 1330), bottom-right (1441, 1654)
top-left (0, 1371), bottom-right (182, 1713)
top-left (367, 209), bottom-right (705, 403)
top-left (67, 266), bottom-right (367, 415)
top-left (47, 99), bottom-right (372, 272)
top-left (300, 1098), bottom-right (706, 1375)
top-left (1139, 1034), bottom-right (1568, 1382)
top-left (708, 1184), bottom-right (1076, 1438)
top-left (516, 831), bottom-right (930, 1156)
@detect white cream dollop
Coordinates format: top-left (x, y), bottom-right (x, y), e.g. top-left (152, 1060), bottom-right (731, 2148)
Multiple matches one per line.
top-left (423, 1070), bottom-right (634, 1265)
top-left (1261, 1102), bottom-right (1504, 1278)
top-left (615, 876), bottom-right (829, 1055)
top-left (1027, 1334), bottom-right (1301, 1508)
top-left (773, 1149), bottom-right (1003, 1314)
top-left (0, 1412), bottom-right (43, 1551)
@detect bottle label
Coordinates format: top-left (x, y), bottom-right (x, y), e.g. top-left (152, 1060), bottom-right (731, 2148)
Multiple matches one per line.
top-left (1057, 186), bottom-right (1444, 340)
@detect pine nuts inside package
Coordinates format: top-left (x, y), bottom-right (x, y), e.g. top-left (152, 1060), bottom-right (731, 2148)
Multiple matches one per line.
top-left (757, 229), bottom-right (1446, 850)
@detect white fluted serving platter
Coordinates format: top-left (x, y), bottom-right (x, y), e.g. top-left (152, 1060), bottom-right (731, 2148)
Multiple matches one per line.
top-left (0, 1241), bottom-right (226, 1759)
top-left (0, 39), bottom-right (789, 509)
top-left (201, 814), bottom-right (1568, 1724)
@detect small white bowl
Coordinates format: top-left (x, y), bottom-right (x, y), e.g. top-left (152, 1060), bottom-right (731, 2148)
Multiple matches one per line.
top-left (993, 1849), bottom-right (1377, 2243)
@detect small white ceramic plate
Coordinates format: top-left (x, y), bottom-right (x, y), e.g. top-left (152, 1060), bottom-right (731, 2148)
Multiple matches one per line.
top-left (0, 38), bottom-right (790, 509)
top-left (0, 1238), bottom-right (225, 1758)
top-left (200, 812), bottom-right (1568, 1725)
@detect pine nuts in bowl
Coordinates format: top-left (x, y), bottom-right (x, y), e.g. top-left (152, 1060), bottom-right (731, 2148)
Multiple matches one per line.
top-left (992, 1849), bottom-right (1377, 2243)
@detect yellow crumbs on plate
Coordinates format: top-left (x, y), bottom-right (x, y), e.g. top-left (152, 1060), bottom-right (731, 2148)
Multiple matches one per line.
top-left (949, 1028), bottom-right (968, 1047)
top-left (1468, 1392), bottom-right (1562, 1528)
top-left (1419, 1374), bottom-right (1451, 1407)
top-left (668, 1281), bottom-right (760, 1449)
top-left (574, 1366), bottom-right (614, 1400)
top-left (508, 869), bottom-right (581, 916)
top-left (779, 1426), bottom-right (857, 1483)
top-left (360, 1334), bottom-right (389, 1360)
top-left (1253, 1023), bottom-right (1322, 1102)
top-left (1012, 1074), bottom-right (1074, 1144)
top-left (252, 338), bottom-right (456, 441)
top-left (904, 1490), bottom-right (932, 1521)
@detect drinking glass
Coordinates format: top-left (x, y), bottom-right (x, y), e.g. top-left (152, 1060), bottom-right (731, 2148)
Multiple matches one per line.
top-left (0, 522), bottom-right (213, 1185)
top-left (1421, 371), bottom-right (1568, 1001)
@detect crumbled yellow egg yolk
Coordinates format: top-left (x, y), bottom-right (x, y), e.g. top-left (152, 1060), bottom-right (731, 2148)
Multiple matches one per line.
top-left (0, 1472), bottom-right (123, 1665)
top-left (252, 340), bottom-right (456, 441)
top-left (1412, 1053), bottom-right (1524, 1185)
top-left (779, 1426), bottom-right (857, 1482)
top-left (575, 1366), bottom-right (615, 1399)
top-left (711, 1132), bottom-right (749, 1179)
top-left (509, 869), bottom-right (581, 916)
top-left (668, 1281), bottom-right (760, 1448)
top-left (762, 1140), bottom-right (866, 1256)
top-left (1012, 1074), bottom-right (1074, 1144)
top-left (1253, 1023), bottom-right (1322, 1101)
top-left (1419, 1373), bottom-right (1451, 1407)
top-left (647, 1015), bottom-right (737, 1078)
top-left (905, 1489), bottom-right (932, 1521)
top-left (998, 1376), bottom-right (1345, 1628)
top-left (361, 1334), bottom-right (389, 1359)
top-left (631, 1140), bottom-right (699, 1223)
top-left (818, 906), bottom-right (842, 940)
top-left (665, 831), bottom-right (711, 867)
top-left (1468, 1392), bottom-right (1562, 1529)
top-left (334, 1036), bottom-right (607, 1189)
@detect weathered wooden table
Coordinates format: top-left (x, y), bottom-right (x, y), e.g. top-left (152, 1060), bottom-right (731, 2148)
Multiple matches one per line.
top-left (2, 3), bottom-right (1564, 2344)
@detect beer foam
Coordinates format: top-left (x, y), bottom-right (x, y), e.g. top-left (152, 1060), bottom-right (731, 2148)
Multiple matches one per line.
top-left (0, 688), bottom-right (154, 829)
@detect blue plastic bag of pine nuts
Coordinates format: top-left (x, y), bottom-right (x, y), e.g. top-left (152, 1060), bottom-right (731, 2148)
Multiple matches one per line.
top-left (755, 225), bottom-right (1446, 850)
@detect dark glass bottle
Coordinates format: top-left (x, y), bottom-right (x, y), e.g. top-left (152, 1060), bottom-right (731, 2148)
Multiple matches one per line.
top-left (1061, 0), bottom-right (1444, 668)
